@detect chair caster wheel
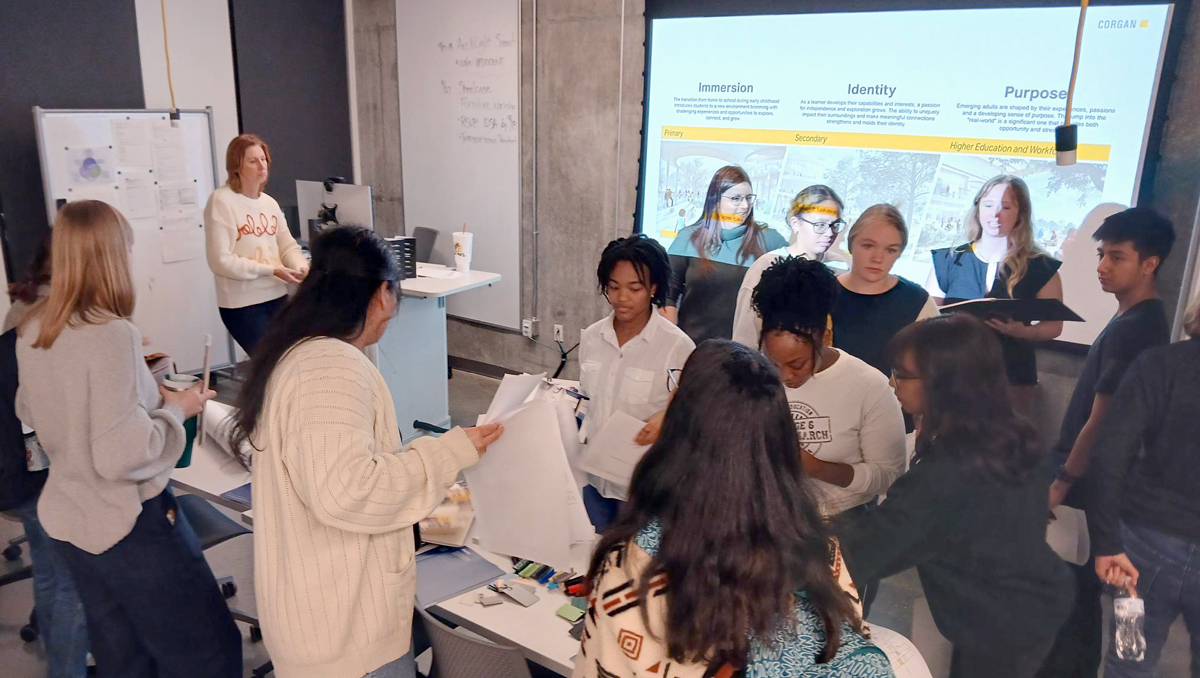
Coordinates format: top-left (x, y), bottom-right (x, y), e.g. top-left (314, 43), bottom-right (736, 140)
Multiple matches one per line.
top-left (3, 544), bottom-right (21, 561)
top-left (249, 626), bottom-right (263, 643)
top-left (221, 580), bottom-right (238, 598)
top-left (20, 624), bottom-right (39, 642)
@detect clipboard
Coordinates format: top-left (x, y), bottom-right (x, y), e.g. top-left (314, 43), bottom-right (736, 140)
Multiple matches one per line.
top-left (940, 298), bottom-right (1084, 323)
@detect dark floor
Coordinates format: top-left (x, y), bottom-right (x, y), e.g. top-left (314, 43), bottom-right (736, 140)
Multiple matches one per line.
top-left (0, 370), bottom-right (1190, 677)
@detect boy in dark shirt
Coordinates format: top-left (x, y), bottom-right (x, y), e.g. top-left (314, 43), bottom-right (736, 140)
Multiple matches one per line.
top-left (1037, 207), bottom-right (1176, 678)
top-left (1089, 301), bottom-right (1200, 677)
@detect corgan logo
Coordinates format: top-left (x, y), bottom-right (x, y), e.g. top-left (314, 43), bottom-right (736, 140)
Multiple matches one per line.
top-left (1098, 19), bottom-right (1149, 29)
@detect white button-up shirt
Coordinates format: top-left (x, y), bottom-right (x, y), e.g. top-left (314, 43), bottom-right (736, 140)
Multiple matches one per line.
top-left (579, 311), bottom-right (695, 500)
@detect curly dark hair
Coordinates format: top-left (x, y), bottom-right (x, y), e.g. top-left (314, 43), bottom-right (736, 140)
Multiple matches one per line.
top-left (596, 235), bottom-right (671, 307)
top-left (890, 314), bottom-right (1043, 484)
top-left (587, 340), bottom-right (861, 669)
top-left (750, 255), bottom-right (838, 343)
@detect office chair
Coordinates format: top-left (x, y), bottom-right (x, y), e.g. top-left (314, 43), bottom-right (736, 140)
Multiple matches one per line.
top-left (412, 227), bottom-right (439, 264)
top-left (416, 607), bottom-right (533, 678)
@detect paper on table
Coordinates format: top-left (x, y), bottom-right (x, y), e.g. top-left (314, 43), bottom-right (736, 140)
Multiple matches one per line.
top-left (120, 175), bottom-right (159, 219)
top-left (1046, 505), bottom-right (1090, 566)
top-left (481, 372), bottom-right (546, 425)
top-left (577, 411), bottom-right (649, 488)
top-left (464, 402), bottom-right (574, 569)
top-left (111, 119), bottom-right (153, 166)
top-left (416, 265), bottom-right (462, 280)
top-left (162, 227), bottom-right (205, 263)
top-left (865, 624), bottom-right (933, 678)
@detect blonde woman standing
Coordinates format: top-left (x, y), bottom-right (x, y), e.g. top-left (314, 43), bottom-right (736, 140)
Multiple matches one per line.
top-left (204, 133), bottom-right (309, 355)
top-left (16, 201), bottom-right (240, 676)
top-left (730, 185), bottom-right (844, 347)
top-left (924, 175), bottom-right (1063, 413)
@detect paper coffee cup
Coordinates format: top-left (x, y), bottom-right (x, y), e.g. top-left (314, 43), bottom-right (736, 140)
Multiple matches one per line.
top-left (452, 232), bottom-right (473, 273)
top-left (162, 373), bottom-right (201, 392)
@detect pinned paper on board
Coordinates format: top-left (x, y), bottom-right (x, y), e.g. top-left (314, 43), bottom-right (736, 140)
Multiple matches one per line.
top-left (120, 175), bottom-right (159, 219)
top-left (67, 147), bottom-right (114, 185)
top-left (161, 227), bottom-right (205, 263)
top-left (111, 119), bottom-right (153, 166)
top-left (159, 185), bottom-right (199, 210)
top-left (151, 123), bottom-right (188, 182)
top-left (63, 184), bottom-right (120, 208)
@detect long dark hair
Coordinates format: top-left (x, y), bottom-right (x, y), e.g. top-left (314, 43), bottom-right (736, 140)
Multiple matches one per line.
top-left (587, 340), bottom-right (859, 668)
top-left (229, 225), bottom-right (399, 464)
top-left (890, 315), bottom-right (1041, 483)
top-left (597, 235), bottom-right (671, 307)
top-left (688, 166), bottom-right (772, 267)
top-left (9, 234), bottom-right (52, 305)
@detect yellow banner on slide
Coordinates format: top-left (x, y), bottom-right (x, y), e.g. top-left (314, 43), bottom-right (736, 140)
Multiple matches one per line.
top-left (661, 126), bottom-right (1111, 162)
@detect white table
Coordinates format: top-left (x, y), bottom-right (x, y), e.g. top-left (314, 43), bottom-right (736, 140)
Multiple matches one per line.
top-left (381, 266), bottom-right (502, 442)
top-left (169, 431), bottom-right (251, 512)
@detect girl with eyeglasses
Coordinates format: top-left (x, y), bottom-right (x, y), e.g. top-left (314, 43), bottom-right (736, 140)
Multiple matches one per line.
top-left (923, 175), bottom-right (1063, 415)
top-left (664, 166), bottom-right (786, 344)
top-left (838, 315), bottom-right (1073, 678)
top-left (751, 256), bottom-right (905, 547)
top-left (731, 185), bottom-right (844, 346)
top-left (832, 204), bottom-right (939, 376)
top-left (578, 236), bottom-right (694, 530)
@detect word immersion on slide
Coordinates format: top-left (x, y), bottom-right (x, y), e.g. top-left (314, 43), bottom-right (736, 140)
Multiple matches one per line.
top-left (642, 5), bottom-right (1171, 314)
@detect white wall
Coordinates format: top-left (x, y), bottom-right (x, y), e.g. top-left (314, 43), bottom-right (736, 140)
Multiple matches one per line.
top-left (134, 0), bottom-right (240, 182)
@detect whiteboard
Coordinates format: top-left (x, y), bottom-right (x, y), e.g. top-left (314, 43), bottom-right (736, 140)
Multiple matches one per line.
top-left (396, 0), bottom-right (521, 330)
top-left (34, 108), bottom-right (231, 373)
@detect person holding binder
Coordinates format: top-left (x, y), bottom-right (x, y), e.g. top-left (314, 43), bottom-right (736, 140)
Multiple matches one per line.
top-left (1036, 207), bottom-right (1175, 677)
top-left (664, 166), bottom-right (786, 343)
top-left (731, 184), bottom-right (845, 346)
top-left (838, 315), bottom-right (1073, 678)
top-left (578, 235), bottom-right (694, 530)
top-left (924, 175), bottom-right (1063, 414)
top-left (228, 225), bottom-right (501, 678)
top-left (204, 133), bottom-right (309, 356)
top-left (16, 201), bottom-right (240, 676)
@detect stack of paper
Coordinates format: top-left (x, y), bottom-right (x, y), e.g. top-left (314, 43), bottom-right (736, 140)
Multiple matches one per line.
top-left (465, 374), bottom-right (593, 570)
top-left (576, 411), bottom-right (649, 488)
top-left (1046, 505), bottom-right (1090, 566)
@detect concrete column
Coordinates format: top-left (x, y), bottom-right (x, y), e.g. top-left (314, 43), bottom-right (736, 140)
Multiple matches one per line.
top-left (351, 0), bottom-right (404, 236)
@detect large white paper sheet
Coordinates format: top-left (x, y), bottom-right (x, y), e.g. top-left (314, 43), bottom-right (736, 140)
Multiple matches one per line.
top-left (866, 624), bottom-right (933, 678)
top-left (464, 402), bottom-right (573, 569)
top-left (481, 372), bottom-right (545, 425)
top-left (111, 119), bottom-right (153, 166)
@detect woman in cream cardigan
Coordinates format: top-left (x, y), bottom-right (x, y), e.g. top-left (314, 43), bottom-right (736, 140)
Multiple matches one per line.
top-left (228, 225), bottom-right (502, 678)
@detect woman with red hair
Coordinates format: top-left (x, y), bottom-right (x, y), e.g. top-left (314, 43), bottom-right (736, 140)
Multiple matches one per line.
top-left (204, 134), bottom-right (309, 356)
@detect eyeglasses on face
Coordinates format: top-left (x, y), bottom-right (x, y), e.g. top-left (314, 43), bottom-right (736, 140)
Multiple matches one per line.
top-left (796, 215), bottom-right (846, 234)
top-left (890, 368), bottom-right (920, 382)
top-left (721, 193), bottom-right (757, 207)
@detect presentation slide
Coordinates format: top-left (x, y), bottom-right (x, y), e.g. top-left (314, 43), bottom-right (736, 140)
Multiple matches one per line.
top-left (641, 5), bottom-right (1172, 344)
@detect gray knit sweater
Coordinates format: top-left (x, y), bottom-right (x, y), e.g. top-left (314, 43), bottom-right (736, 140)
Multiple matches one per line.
top-left (16, 317), bottom-right (186, 554)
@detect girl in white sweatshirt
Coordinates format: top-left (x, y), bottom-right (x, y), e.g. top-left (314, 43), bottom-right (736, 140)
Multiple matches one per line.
top-left (204, 134), bottom-right (309, 355)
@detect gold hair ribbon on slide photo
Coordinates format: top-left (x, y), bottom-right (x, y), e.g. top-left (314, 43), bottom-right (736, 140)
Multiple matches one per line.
top-left (795, 204), bottom-right (841, 217)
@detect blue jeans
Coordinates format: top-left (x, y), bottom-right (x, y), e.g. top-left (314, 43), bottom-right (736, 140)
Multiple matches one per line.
top-left (52, 490), bottom-right (242, 677)
top-left (218, 295), bottom-right (287, 356)
top-left (582, 485), bottom-right (623, 532)
top-left (362, 650), bottom-right (416, 678)
top-left (1105, 521), bottom-right (1200, 678)
top-left (6, 498), bottom-right (90, 678)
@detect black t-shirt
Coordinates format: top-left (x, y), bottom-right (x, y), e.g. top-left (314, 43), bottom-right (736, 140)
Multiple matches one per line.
top-left (1052, 298), bottom-right (1170, 508)
top-left (931, 245), bottom-right (1062, 385)
top-left (831, 277), bottom-right (930, 375)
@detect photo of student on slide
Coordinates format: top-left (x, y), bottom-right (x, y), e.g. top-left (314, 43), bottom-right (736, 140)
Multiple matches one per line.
top-left (924, 175), bottom-right (1063, 415)
top-left (731, 184), bottom-right (844, 346)
top-left (664, 166), bottom-right (786, 344)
